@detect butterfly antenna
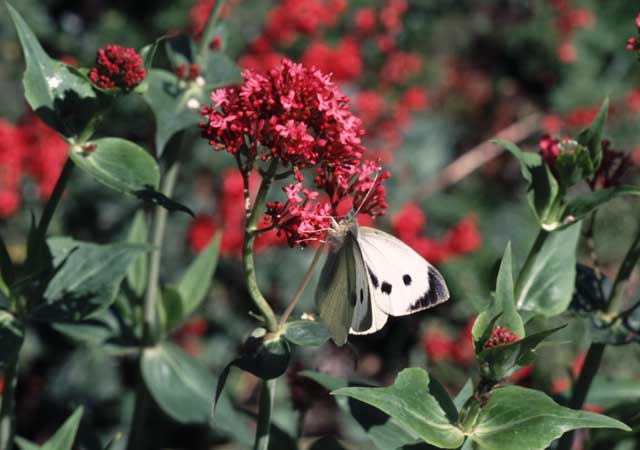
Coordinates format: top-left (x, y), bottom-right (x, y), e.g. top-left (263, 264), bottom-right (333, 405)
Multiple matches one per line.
top-left (354, 170), bottom-right (381, 216)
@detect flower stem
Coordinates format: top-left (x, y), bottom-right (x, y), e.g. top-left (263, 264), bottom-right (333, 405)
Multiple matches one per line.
top-left (35, 157), bottom-right (75, 241)
top-left (127, 161), bottom-right (181, 450)
top-left (556, 342), bottom-right (606, 450)
top-left (197, 0), bottom-right (225, 60)
top-left (278, 244), bottom-right (325, 328)
top-left (0, 355), bottom-right (18, 450)
top-left (243, 160), bottom-right (278, 332)
top-left (514, 229), bottom-right (549, 309)
top-left (605, 224), bottom-right (640, 318)
top-left (253, 378), bottom-right (277, 450)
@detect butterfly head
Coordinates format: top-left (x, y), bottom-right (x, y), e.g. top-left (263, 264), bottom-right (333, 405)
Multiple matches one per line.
top-left (326, 210), bottom-right (359, 249)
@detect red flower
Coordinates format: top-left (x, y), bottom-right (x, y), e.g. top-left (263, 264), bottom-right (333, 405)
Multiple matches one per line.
top-left (188, 0), bottom-right (235, 38)
top-left (354, 8), bottom-right (377, 35)
top-left (484, 326), bottom-right (519, 349)
top-left (355, 91), bottom-right (386, 128)
top-left (301, 37), bottom-right (363, 83)
top-left (187, 214), bottom-right (217, 253)
top-left (209, 35), bottom-right (222, 50)
top-left (391, 202), bottom-right (425, 240)
top-left (451, 318), bottom-right (475, 366)
top-left (0, 119), bottom-right (23, 217)
top-left (626, 89), bottom-right (640, 113)
top-left (444, 216), bottom-right (481, 254)
top-left (420, 329), bottom-right (454, 362)
top-left (399, 87), bottom-right (429, 112)
top-left (89, 44), bottom-right (145, 90)
top-left (588, 140), bottom-right (632, 190)
top-left (539, 134), bottom-right (560, 165)
top-left (380, 51), bottom-right (422, 84)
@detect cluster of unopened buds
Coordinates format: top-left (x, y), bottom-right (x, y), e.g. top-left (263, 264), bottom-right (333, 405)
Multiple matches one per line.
top-left (175, 63), bottom-right (201, 81)
top-left (484, 326), bottom-right (519, 349)
top-left (626, 12), bottom-right (640, 57)
top-left (88, 44), bottom-right (146, 90)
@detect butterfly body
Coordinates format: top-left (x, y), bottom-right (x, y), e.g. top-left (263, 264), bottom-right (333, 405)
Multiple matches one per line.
top-left (316, 214), bottom-right (450, 346)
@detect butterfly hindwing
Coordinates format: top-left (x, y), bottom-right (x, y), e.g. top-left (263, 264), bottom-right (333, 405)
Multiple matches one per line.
top-left (358, 226), bottom-right (450, 317)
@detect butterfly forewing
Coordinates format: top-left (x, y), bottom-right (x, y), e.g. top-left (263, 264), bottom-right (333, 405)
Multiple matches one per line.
top-left (358, 227), bottom-right (450, 316)
top-left (316, 231), bottom-right (371, 345)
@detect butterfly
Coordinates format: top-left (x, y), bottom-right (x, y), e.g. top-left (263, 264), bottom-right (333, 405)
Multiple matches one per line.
top-left (315, 211), bottom-right (450, 346)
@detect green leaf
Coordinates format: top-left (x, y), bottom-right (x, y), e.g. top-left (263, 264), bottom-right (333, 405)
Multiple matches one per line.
top-left (585, 377), bottom-right (640, 409)
top-left (175, 232), bottom-right (220, 320)
top-left (333, 368), bottom-right (465, 449)
top-left (141, 342), bottom-right (250, 443)
top-left (15, 438), bottom-right (41, 450)
top-left (470, 385), bottom-right (630, 450)
top-left (495, 139), bottom-right (563, 229)
top-left (8, 4), bottom-right (98, 137)
top-left (69, 138), bottom-right (159, 195)
top-left (143, 69), bottom-right (207, 155)
top-left (576, 98), bottom-right (608, 172)
top-left (283, 320), bottom-right (330, 347)
top-left (563, 185), bottom-right (640, 228)
top-left (454, 380), bottom-right (474, 411)
top-left (301, 371), bottom-right (418, 450)
top-left (309, 437), bottom-right (349, 450)
top-left (125, 211), bottom-right (148, 298)
top-left (476, 326), bottom-right (565, 381)
top-left (42, 407), bottom-right (84, 450)
top-left (202, 52), bottom-right (242, 88)
top-left (158, 287), bottom-right (184, 334)
top-left (0, 310), bottom-right (24, 368)
top-left (472, 243), bottom-right (524, 342)
top-left (32, 238), bottom-right (149, 322)
top-left (516, 225), bottom-right (581, 316)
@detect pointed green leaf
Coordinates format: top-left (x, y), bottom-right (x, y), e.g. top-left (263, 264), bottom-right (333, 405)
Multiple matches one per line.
top-left (125, 211), bottom-right (148, 298)
top-left (158, 287), bottom-right (184, 334)
top-left (32, 238), bottom-right (149, 322)
top-left (141, 342), bottom-right (251, 445)
top-left (576, 98), bottom-right (608, 172)
top-left (473, 243), bottom-right (524, 342)
top-left (333, 368), bottom-right (465, 449)
top-left (143, 69), bottom-right (207, 156)
top-left (7, 4), bottom-right (98, 137)
top-left (41, 407), bottom-right (84, 450)
top-left (202, 52), bottom-right (242, 88)
top-left (563, 185), bottom-right (640, 228)
top-left (283, 320), bottom-right (330, 347)
top-left (175, 233), bottom-right (220, 320)
top-left (69, 138), bottom-right (159, 195)
top-left (516, 224), bottom-right (581, 316)
top-left (15, 437), bottom-right (41, 450)
top-left (0, 310), bottom-right (24, 368)
top-left (470, 386), bottom-right (630, 450)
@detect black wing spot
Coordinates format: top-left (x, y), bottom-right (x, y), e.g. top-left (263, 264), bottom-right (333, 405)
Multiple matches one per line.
top-left (381, 282), bottom-right (392, 295)
top-left (360, 288), bottom-right (364, 303)
top-left (368, 267), bottom-right (379, 288)
top-left (403, 274), bottom-right (412, 286)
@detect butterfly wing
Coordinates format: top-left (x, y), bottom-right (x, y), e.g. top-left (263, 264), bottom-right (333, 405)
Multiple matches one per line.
top-left (358, 226), bottom-right (450, 317)
top-left (315, 231), bottom-right (371, 345)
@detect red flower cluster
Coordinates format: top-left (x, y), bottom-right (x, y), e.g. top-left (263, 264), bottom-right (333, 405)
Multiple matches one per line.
top-left (420, 318), bottom-right (475, 366)
top-left (199, 59), bottom-right (388, 247)
top-left (89, 44), bottom-right (146, 90)
top-left (0, 114), bottom-right (68, 217)
top-left (380, 51), bottom-right (422, 85)
top-left (626, 12), bottom-right (640, 57)
top-left (390, 202), bottom-right (481, 264)
top-left (187, 170), bottom-right (284, 256)
top-left (172, 317), bottom-right (208, 356)
top-left (550, 0), bottom-right (594, 63)
top-left (175, 63), bottom-right (201, 81)
top-left (484, 326), bottom-right (519, 349)
top-left (263, 0), bottom-right (346, 45)
top-left (538, 134), bottom-right (561, 166)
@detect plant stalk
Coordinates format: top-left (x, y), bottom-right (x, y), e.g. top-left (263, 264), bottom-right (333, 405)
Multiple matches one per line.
top-left (556, 342), bottom-right (606, 450)
top-left (605, 224), bottom-right (640, 317)
top-left (36, 157), bottom-right (75, 240)
top-left (197, 0), bottom-right (226, 59)
top-left (243, 160), bottom-right (278, 332)
top-left (253, 378), bottom-right (277, 450)
top-left (0, 355), bottom-right (18, 450)
top-left (127, 161), bottom-right (181, 450)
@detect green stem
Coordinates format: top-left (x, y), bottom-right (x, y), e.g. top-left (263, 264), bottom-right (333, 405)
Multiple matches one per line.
top-left (0, 355), bottom-right (18, 450)
top-left (514, 229), bottom-right (549, 309)
top-left (197, 0), bottom-right (225, 59)
top-left (605, 224), bottom-right (640, 317)
top-left (556, 343), bottom-right (606, 450)
top-left (243, 160), bottom-right (278, 332)
top-left (36, 158), bottom-right (75, 240)
top-left (253, 378), bottom-right (277, 450)
top-left (127, 161), bottom-right (181, 450)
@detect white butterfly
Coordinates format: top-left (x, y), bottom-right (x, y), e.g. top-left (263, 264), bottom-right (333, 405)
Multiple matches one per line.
top-left (315, 212), bottom-right (450, 346)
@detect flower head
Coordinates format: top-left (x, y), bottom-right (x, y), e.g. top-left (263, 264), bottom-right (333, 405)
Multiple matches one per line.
top-left (89, 44), bottom-right (145, 90)
top-left (484, 326), bottom-right (519, 349)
